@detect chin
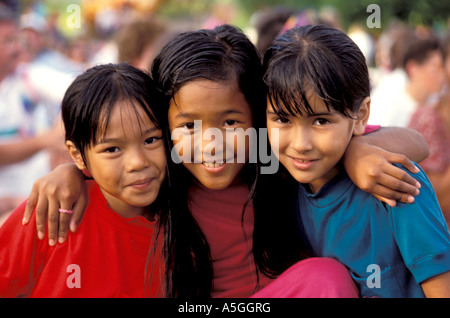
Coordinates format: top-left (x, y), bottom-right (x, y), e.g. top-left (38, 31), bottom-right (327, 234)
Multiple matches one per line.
top-left (201, 180), bottom-right (233, 190)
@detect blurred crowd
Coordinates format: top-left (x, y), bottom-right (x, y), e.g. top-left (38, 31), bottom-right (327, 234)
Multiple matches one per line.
top-left (0, 1), bottom-right (449, 225)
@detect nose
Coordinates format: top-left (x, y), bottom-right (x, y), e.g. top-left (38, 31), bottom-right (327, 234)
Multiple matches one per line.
top-left (290, 125), bottom-right (313, 153)
top-left (125, 146), bottom-right (150, 173)
top-left (197, 127), bottom-right (225, 162)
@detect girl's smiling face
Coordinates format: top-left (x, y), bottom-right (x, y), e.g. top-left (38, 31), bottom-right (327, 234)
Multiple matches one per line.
top-left (266, 91), bottom-right (369, 193)
top-left (168, 79), bottom-right (254, 190)
top-left (67, 100), bottom-right (166, 218)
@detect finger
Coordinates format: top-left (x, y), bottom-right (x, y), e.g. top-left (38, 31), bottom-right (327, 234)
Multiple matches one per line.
top-left (47, 198), bottom-right (60, 246)
top-left (23, 184), bottom-right (39, 225)
top-left (377, 168), bottom-right (420, 196)
top-left (384, 163), bottom-right (421, 189)
top-left (370, 183), bottom-right (415, 204)
top-left (387, 153), bottom-right (420, 175)
top-left (34, 191), bottom-right (49, 240)
top-left (58, 203), bottom-right (73, 244)
top-left (372, 193), bottom-right (397, 207)
top-left (69, 193), bottom-right (87, 233)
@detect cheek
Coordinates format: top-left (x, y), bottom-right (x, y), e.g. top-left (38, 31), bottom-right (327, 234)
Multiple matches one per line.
top-left (227, 130), bottom-right (253, 160)
top-left (88, 161), bottom-right (121, 189)
top-left (155, 149), bottom-right (167, 177)
top-left (172, 134), bottom-right (195, 159)
top-left (319, 134), bottom-right (348, 161)
top-left (424, 68), bottom-right (444, 89)
top-left (267, 127), bottom-right (284, 153)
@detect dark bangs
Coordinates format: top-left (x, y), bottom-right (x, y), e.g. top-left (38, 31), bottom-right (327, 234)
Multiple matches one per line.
top-left (62, 63), bottom-right (165, 162)
top-left (263, 24), bottom-right (370, 118)
top-left (152, 24), bottom-right (266, 129)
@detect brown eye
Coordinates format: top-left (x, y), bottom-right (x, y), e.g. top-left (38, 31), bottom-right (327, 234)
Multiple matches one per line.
top-left (224, 120), bottom-right (238, 126)
top-left (145, 137), bottom-right (161, 145)
top-left (275, 117), bottom-right (290, 124)
top-left (314, 118), bottom-right (330, 126)
top-left (184, 122), bottom-right (196, 129)
top-left (105, 147), bottom-right (120, 153)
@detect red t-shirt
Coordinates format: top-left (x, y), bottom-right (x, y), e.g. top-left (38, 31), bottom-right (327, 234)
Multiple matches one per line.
top-left (0, 181), bottom-right (163, 298)
top-left (188, 181), bottom-right (273, 297)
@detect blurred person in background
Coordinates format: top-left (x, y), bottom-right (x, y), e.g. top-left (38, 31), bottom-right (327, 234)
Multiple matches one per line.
top-left (251, 5), bottom-right (342, 58)
top-left (370, 30), bottom-right (445, 127)
top-left (408, 34), bottom-right (450, 227)
top-left (0, 4), bottom-right (70, 218)
top-left (114, 15), bottom-right (177, 72)
top-left (370, 21), bottom-right (408, 87)
top-left (252, 6), bottom-right (294, 56)
top-left (202, 2), bottom-right (237, 29)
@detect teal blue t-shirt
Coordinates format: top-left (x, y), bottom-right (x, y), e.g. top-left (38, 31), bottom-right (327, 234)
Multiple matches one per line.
top-left (296, 164), bottom-right (450, 298)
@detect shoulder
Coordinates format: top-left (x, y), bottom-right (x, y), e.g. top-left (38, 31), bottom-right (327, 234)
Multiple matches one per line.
top-left (389, 163), bottom-right (447, 233)
top-left (396, 162), bottom-right (433, 191)
top-left (388, 164), bottom-right (450, 282)
top-left (390, 163), bottom-right (439, 212)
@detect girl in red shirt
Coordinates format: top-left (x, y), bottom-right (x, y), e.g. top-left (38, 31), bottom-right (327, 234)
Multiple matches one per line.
top-left (0, 63), bottom-right (167, 297)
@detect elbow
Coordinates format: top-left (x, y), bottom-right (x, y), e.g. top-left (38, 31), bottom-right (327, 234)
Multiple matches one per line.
top-left (416, 131), bottom-right (430, 163)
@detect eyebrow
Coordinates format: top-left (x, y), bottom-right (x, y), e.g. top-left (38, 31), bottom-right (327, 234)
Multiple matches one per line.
top-left (97, 127), bottom-right (160, 144)
top-left (267, 110), bottom-right (337, 117)
top-left (174, 109), bottom-right (245, 118)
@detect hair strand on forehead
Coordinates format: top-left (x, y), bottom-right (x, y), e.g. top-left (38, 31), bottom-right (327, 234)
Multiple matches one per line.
top-left (264, 24), bottom-right (370, 119)
top-left (61, 63), bottom-right (166, 164)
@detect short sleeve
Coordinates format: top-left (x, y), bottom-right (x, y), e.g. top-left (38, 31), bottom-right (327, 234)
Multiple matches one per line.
top-left (388, 164), bottom-right (450, 283)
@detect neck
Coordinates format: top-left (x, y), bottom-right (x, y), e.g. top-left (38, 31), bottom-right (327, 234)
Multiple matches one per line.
top-left (406, 81), bottom-right (429, 104)
top-left (99, 188), bottom-right (145, 218)
top-left (307, 165), bottom-right (341, 194)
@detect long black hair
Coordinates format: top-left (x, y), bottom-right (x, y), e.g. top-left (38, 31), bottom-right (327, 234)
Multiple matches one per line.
top-left (152, 24), bottom-right (309, 297)
top-left (152, 24), bottom-right (267, 297)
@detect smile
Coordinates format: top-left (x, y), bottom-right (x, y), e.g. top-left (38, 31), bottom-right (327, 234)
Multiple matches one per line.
top-left (128, 177), bottom-right (155, 188)
top-left (289, 156), bottom-right (317, 170)
top-left (202, 161), bottom-right (226, 168)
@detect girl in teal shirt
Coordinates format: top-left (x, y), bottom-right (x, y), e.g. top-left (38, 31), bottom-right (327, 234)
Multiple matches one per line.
top-left (264, 24), bottom-right (450, 297)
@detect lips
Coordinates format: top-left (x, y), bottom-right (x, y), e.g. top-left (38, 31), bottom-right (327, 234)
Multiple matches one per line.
top-left (289, 156), bottom-right (317, 170)
top-left (127, 177), bottom-right (155, 188)
top-left (201, 155), bottom-right (237, 167)
top-left (293, 158), bottom-right (311, 163)
top-left (199, 158), bottom-right (237, 173)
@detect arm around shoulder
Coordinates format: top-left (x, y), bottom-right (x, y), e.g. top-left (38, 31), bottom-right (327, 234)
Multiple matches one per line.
top-left (363, 126), bottom-right (430, 163)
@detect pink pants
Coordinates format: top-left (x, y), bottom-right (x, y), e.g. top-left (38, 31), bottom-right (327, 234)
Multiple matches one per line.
top-left (251, 257), bottom-right (359, 298)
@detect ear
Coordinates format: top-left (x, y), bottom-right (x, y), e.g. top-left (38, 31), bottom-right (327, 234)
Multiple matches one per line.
top-left (65, 140), bottom-right (87, 171)
top-left (353, 96), bottom-right (371, 136)
top-left (405, 60), bottom-right (417, 78)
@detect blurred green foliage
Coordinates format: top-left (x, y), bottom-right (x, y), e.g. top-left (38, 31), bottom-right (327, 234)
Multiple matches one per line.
top-left (157, 0), bottom-right (450, 30)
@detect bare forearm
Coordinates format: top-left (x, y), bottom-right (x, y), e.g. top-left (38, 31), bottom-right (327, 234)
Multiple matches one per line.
top-left (0, 137), bottom-right (45, 166)
top-left (363, 127), bottom-right (429, 163)
top-left (421, 271), bottom-right (450, 297)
